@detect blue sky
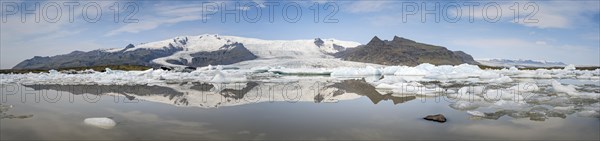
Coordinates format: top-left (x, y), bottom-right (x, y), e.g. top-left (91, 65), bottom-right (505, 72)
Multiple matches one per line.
top-left (1, 0), bottom-right (599, 69)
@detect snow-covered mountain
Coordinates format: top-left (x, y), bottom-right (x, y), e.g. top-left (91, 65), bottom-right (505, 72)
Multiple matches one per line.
top-left (13, 34), bottom-right (362, 69)
top-left (477, 59), bottom-right (567, 68)
top-left (134, 34), bottom-right (361, 67)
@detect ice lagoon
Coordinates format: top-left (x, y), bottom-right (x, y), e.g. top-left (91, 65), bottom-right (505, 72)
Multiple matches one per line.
top-left (1, 64), bottom-right (599, 140)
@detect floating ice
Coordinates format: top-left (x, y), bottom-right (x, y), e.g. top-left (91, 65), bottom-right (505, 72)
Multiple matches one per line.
top-left (268, 68), bottom-right (331, 75)
top-left (331, 66), bottom-right (381, 77)
top-left (576, 110), bottom-right (600, 118)
top-left (564, 64), bottom-right (576, 71)
top-left (485, 76), bottom-right (513, 83)
top-left (210, 70), bottom-right (247, 83)
top-left (393, 66), bottom-right (428, 76)
top-left (447, 93), bottom-right (484, 101)
top-left (84, 117), bottom-right (116, 129)
top-left (467, 110), bottom-right (485, 117)
top-left (483, 89), bottom-right (525, 101)
top-left (550, 80), bottom-right (578, 95)
top-left (449, 101), bottom-right (480, 111)
top-left (491, 100), bottom-right (528, 110)
top-left (1, 63), bottom-right (598, 87)
top-left (510, 83), bottom-right (540, 92)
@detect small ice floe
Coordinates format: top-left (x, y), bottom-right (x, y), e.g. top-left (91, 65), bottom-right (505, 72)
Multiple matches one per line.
top-left (467, 110), bottom-right (486, 117)
top-left (84, 117), bottom-right (116, 129)
top-left (564, 64), bottom-right (576, 71)
top-left (483, 89), bottom-right (524, 101)
top-left (0, 104), bottom-right (13, 113)
top-left (485, 76), bottom-right (513, 83)
top-left (550, 80), bottom-right (578, 95)
top-left (510, 83), bottom-right (540, 92)
top-left (331, 66), bottom-right (381, 77)
top-left (449, 101), bottom-right (480, 111)
top-left (393, 66), bottom-right (428, 76)
top-left (210, 70), bottom-right (247, 83)
top-left (576, 110), bottom-right (600, 118)
top-left (268, 68), bottom-right (332, 75)
top-left (447, 86), bottom-right (486, 101)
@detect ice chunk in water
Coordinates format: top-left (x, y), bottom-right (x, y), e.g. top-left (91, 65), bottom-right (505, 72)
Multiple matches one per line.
top-left (483, 89), bottom-right (524, 101)
top-left (576, 110), bottom-right (600, 118)
top-left (331, 66), bottom-right (381, 76)
top-left (210, 70), bottom-right (247, 83)
top-left (485, 76), bottom-right (513, 83)
top-left (467, 110), bottom-right (485, 117)
top-left (84, 117), bottom-right (116, 129)
top-left (510, 83), bottom-right (539, 92)
top-left (564, 64), bottom-right (576, 71)
top-left (449, 101), bottom-right (480, 111)
top-left (393, 66), bottom-right (427, 76)
top-left (550, 80), bottom-right (578, 95)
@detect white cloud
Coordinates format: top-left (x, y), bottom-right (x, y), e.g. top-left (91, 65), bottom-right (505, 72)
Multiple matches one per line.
top-left (105, 3), bottom-right (215, 36)
top-left (106, 15), bottom-right (203, 36)
top-left (0, 1), bottom-right (117, 68)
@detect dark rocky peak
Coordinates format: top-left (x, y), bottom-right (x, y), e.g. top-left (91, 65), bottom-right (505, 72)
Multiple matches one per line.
top-left (69, 51), bottom-right (85, 54)
top-left (392, 36), bottom-right (416, 44)
top-left (219, 42), bottom-right (244, 50)
top-left (173, 37), bottom-right (189, 45)
top-left (119, 44), bottom-right (136, 52)
top-left (125, 44), bottom-right (135, 49)
top-left (367, 36), bottom-right (385, 46)
top-left (314, 38), bottom-right (324, 47)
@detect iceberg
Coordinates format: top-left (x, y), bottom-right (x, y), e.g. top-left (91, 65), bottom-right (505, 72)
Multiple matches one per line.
top-left (467, 110), bottom-right (486, 117)
top-left (331, 66), bottom-right (381, 77)
top-left (449, 101), bottom-right (480, 111)
top-left (550, 80), bottom-right (578, 95)
top-left (84, 117), bottom-right (116, 129)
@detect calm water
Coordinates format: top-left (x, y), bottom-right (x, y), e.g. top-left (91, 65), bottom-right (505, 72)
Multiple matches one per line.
top-left (1, 78), bottom-right (599, 140)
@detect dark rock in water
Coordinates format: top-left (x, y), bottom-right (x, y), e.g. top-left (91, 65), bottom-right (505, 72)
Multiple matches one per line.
top-left (423, 114), bottom-right (447, 122)
top-left (181, 67), bottom-right (197, 73)
top-left (160, 66), bottom-right (173, 71)
top-left (2, 114), bottom-right (34, 119)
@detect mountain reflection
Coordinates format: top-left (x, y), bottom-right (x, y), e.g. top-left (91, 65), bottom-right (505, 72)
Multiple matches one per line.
top-left (19, 77), bottom-right (600, 121)
top-left (23, 79), bottom-right (413, 108)
top-left (327, 79), bottom-right (415, 105)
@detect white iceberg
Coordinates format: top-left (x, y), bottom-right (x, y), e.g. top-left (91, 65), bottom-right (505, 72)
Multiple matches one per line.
top-left (84, 117), bottom-right (116, 129)
top-left (550, 80), bottom-right (578, 95)
top-left (331, 66), bottom-right (381, 77)
top-left (467, 110), bottom-right (485, 117)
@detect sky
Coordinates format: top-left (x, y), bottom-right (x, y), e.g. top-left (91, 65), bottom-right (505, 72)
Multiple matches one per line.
top-left (1, 0), bottom-right (599, 69)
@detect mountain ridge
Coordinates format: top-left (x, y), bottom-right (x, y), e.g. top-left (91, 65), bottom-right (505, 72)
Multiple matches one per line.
top-left (13, 34), bottom-right (478, 69)
top-left (334, 36), bottom-right (478, 66)
top-left (477, 58), bottom-right (567, 68)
